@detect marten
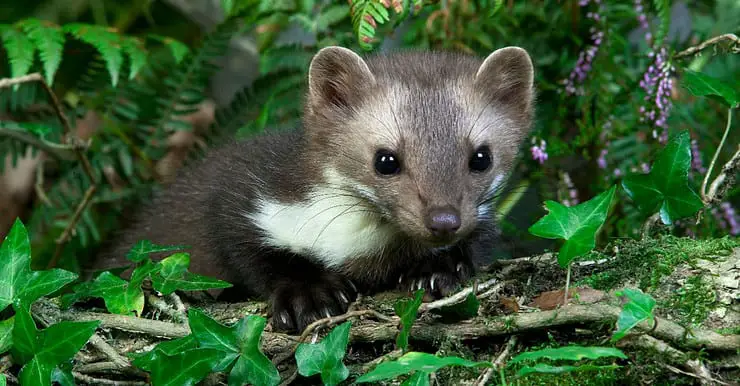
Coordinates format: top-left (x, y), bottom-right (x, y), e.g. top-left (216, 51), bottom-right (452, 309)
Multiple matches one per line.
top-left (93, 46), bottom-right (536, 332)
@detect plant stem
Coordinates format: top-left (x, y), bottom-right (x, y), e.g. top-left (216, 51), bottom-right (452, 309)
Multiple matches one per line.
top-left (564, 264), bottom-right (572, 305)
top-left (702, 108), bottom-right (733, 202)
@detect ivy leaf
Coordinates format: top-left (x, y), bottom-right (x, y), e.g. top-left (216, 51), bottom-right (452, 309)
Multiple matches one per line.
top-left (517, 363), bottom-right (620, 377)
top-left (295, 321), bottom-right (352, 386)
top-left (19, 357), bottom-right (53, 386)
top-left (356, 352), bottom-right (491, 383)
top-left (11, 303), bottom-right (39, 364)
top-left (150, 253), bottom-right (232, 295)
top-left (622, 131), bottom-right (704, 225)
top-left (402, 371), bottom-right (430, 386)
top-left (1, 26), bottom-right (36, 88)
top-left (0, 317), bottom-right (13, 354)
top-left (36, 320), bottom-right (101, 365)
top-left (51, 365), bottom-right (76, 386)
top-left (611, 288), bottom-right (657, 342)
top-left (229, 315), bottom-right (280, 386)
top-left (148, 348), bottom-right (224, 386)
top-left (0, 219), bottom-right (78, 311)
top-left (528, 185), bottom-right (617, 267)
top-left (67, 271), bottom-right (145, 315)
top-left (125, 240), bottom-right (187, 263)
top-left (131, 335), bottom-right (198, 372)
top-left (19, 18), bottom-right (65, 85)
top-left (394, 289), bottom-right (424, 351)
top-left (431, 292), bottom-right (480, 321)
top-left (508, 346), bottom-right (627, 364)
top-left (0, 373), bottom-right (5, 386)
top-left (682, 70), bottom-right (739, 108)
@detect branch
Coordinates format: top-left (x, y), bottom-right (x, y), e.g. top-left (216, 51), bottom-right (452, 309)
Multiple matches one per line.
top-left (0, 126), bottom-right (77, 161)
top-left (702, 107), bottom-right (734, 203)
top-left (674, 33), bottom-right (740, 59)
top-left (706, 144), bottom-right (740, 204)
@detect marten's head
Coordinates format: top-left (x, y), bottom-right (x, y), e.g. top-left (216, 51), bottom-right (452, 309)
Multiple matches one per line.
top-left (302, 46), bottom-right (535, 249)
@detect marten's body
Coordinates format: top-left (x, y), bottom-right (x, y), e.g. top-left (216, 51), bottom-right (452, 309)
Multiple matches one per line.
top-left (94, 46), bottom-right (536, 331)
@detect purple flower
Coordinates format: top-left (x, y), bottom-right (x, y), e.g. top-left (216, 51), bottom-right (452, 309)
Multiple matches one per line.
top-left (562, 172), bottom-right (579, 206)
top-left (639, 47), bottom-right (674, 142)
top-left (561, 1), bottom-right (605, 95)
top-left (597, 148), bottom-right (608, 169)
top-left (691, 138), bottom-right (706, 173)
top-left (721, 202), bottom-right (740, 236)
top-left (531, 138), bottom-right (548, 164)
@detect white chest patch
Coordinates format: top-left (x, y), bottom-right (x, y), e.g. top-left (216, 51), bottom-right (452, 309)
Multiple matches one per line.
top-left (246, 183), bottom-right (396, 267)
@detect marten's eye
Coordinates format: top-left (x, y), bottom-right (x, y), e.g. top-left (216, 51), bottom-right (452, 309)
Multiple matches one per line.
top-left (469, 146), bottom-right (492, 173)
top-left (374, 150), bottom-right (401, 176)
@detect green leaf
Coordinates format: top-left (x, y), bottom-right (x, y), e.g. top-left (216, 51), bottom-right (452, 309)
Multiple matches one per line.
top-left (517, 363), bottom-right (620, 377)
top-left (0, 373), bottom-right (5, 386)
top-left (402, 371), bottom-right (431, 386)
top-left (622, 131), bottom-right (704, 225)
top-left (317, 5), bottom-right (350, 31)
top-left (36, 320), bottom-right (101, 364)
top-left (67, 271), bottom-right (145, 315)
top-left (394, 289), bottom-right (424, 351)
top-left (148, 348), bottom-right (224, 386)
top-left (356, 352), bottom-right (492, 383)
top-left (528, 185), bottom-right (617, 267)
top-left (221, 0), bottom-right (234, 17)
top-left (131, 335), bottom-right (198, 371)
top-left (126, 240), bottom-right (188, 263)
top-left (11, 303), bottom-right (39, 364)
top-left (0, 219), bottom-right (78, 311)
top-left (508, 346), bottom-right (628, 364)
top-left (51, 366), bottom-right (76, 386)
top-left (0, 317), bottom-right (13, 354)
top-left (122, 37), bottom-right (148, 80)
top-left (19, 18), bottom-right (65, 85)
top-left (151, 253), bottom-right (232, 295)
top-left (1, 27), bottom-right (36, 86)
top-left (188, 308), bottom-right (239, 352)
top-left (19, 357), bottom-right (53, 386)
top-left (431, 292), bottom-right (480, 321)
top-left (611, 288), bottom-right (657, 342)
top-left (229, 315), bottom-right (279, 386)
top-left (295, 321), bottom-right (352, 386)
top-left (682, 70), bottom-right (739, 108)
top-left (63, 24), bottom-right (124, 86)
top-left (148, 34), bottom-right (190, 64)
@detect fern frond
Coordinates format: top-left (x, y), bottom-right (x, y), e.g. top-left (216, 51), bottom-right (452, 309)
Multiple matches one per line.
top-left (316, 5), bottom-right (351, 32)
top-left (18, 18), bottom-right (65, 85)
top-left (147, 34), bottom-right (190, 64)
top-left (259, 44), bottom-right (312, 76)
top-left (0, 25), bottom-right (36, 87)
top-left (121, 38), bottom-right (148, 80)
top-left (652, 0), bottom-right (671, 45)
top-left (64, 24), bottom-right (124, 86)
top-left (349, 0), bottom-right (393, 50)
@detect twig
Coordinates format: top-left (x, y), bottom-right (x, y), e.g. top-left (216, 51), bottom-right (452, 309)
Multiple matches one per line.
top-left (61, 309), bottom-right (191, 339)
top-left (418, 277), bottom-right (499, 312)
top-left (706, 144), bottom-right (740, 204)
top-left (72, 372), bottom-right (148, 386)
top-left (271, 309), bottom-right (396, 366)
top-left (147, 294), bottom-right (187, 324)
top-left (475, 335), bottom-right (517, 386)
top-left (563, 264), bottom-right (572, 305)
top-left (0, 73), bottom-right (99, 270)
top-left (674, 33), bottom-right (740, 59)
top-left (88, 333), bottom-right (131, 370)
top-left (34, 161), bottom-right (52, 206)
top-left (641, 213), bottom-right (661, 239)
top-left (0, 126), bottom-right (77, 161)
top-left (277, 368), bottom-right (299, 386)
top-left (702, 107), bottom-right (734, 203)
top-left (168, 293), bottom-right (187, 315)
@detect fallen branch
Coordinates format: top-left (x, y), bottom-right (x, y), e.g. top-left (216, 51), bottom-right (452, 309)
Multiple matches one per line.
top-left (475, 335), bottom-right (517, 385)
top-left (674, 33), bottom-right (740, 59)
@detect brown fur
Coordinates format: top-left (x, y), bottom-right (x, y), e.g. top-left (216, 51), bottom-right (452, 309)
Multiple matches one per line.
top-left (93, 46), bottom-right (536, 332)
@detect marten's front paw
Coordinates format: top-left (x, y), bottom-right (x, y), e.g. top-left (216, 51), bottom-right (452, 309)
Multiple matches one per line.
top-left (398, 260), bottom-right (474, 300)
top-left (269, 273), bottom-right (358, 332)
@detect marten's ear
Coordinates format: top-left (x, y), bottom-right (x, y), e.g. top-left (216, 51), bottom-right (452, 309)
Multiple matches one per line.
top-left (307, 46), bottom-right (376, 112)
top-left (474, 46), bottom-right (535, 116)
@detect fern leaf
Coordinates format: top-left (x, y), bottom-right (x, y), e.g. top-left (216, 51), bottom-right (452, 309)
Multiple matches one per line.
top-left (63, 23), bottom-right (124, 87)
top-left (1, 25), bottom-right (36, 87)
top-left (652, 0), bottom-right (671, 45)
top-left (122, 37), bottom-right (148, 80)
top-left (316, 5), bottom-right (351, 32)
top-left (147, 34), bottom-right (190, 64)
top-left (19, 18), bottom-right (65, 85)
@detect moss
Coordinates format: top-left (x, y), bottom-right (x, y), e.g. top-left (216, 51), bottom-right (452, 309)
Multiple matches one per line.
top-left (662, 275), bottom-right (717, 326)
top-left (575, 235), bottom-right (739, 292)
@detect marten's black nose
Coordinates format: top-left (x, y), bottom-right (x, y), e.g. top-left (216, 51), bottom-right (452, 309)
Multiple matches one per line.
top-left (425, 206), bottom-right (461, 237)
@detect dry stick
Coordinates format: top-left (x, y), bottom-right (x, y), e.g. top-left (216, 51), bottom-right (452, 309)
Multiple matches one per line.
top-left (72, 372), bottom-right (148, 386)
top-left (271, 309), bottom-right (396, 367)
top-left (707, 144), bottom-right (740, 204)
top-left (702, 107), bottom-right (734, 203)
top-left (673, 33), bottom-right (740, 59)
top-left (147, 294), bottom-right (187, 324)
top-left (418, 277), bottom-right (499, 312)
top-left (475, 335), bottom-right (517, 386)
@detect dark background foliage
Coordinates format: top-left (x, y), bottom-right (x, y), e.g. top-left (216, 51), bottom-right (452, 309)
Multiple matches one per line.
top-left (0, 0), bottom-right (737, 274)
